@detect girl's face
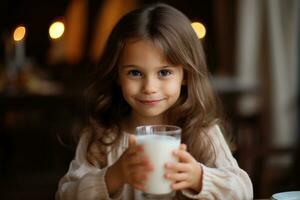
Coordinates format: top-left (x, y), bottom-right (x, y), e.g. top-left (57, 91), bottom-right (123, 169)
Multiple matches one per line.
top-left (118, 39), bottom-right (184, 124)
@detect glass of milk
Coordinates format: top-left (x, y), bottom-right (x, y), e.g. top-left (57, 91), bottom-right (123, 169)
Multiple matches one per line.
top-left (136, 125), bottom-right (181, 199)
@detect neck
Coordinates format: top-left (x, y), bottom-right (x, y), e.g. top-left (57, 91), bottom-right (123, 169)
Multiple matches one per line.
top-left (122, 111), bottom-right (167, 134)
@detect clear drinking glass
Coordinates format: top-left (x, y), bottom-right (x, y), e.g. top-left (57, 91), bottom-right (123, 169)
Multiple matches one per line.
top-left (136, 125), bottom-right (181, 199)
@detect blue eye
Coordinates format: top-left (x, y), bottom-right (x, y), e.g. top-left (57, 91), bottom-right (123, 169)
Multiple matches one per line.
top-left (158, 69), bottom-right (172, 77)
top-left (128, 70), bottom-right (142, 77)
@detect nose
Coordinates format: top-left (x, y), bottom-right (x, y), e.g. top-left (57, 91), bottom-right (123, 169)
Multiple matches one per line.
top-left (142, 76), bottom-right (157, 94)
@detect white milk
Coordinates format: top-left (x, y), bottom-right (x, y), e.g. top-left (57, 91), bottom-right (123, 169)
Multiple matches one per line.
top-left (137, 135), bottom-right (180, 195)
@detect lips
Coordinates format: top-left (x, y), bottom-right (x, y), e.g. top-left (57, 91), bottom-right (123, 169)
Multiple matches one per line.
top-left (138, 99), bottom-right (164, 105)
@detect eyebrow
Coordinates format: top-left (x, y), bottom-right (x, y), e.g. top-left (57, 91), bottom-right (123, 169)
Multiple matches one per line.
top-left (120, 64), bottom-right (173, 69)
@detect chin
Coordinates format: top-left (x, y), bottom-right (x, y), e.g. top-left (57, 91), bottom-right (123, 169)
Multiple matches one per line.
top-left (139, 111), bottom-right (166, 118)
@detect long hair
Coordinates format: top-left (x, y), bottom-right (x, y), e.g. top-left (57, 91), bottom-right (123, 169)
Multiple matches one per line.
top-left (85, 3), bottom-right (221, 167)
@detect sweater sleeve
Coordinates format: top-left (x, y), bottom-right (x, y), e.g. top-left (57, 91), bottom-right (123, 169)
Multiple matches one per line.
top-left (55, 133), bottom-right (123, 200)
top-left (182, 125), bottom-right (253, 200)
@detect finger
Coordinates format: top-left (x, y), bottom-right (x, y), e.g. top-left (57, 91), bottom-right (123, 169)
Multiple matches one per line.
top-left (179, 143), bottom-right (187, 151)
top-left (130, 169), bottom-right (147, 181)
top-left (171, 181), bottom-right (189, 190)
top-left (128, 134), bottom-right (137, 147)
top-left (130, 166), bottom-right (152, 183)
top-left (128, 144), bottom-right (144, 155)
top-left (165, 172), bottom-right (188, 181)
top-left (128, 155), bottom-right (152, 168)
top-left (165, 162), bottom-right (190, 172)
top-left (133, 183), bottom-right (145, 191)
top-left (173, 149), bottom-right (194, 163)
top-left (127, 136), bottom-right (143, 154)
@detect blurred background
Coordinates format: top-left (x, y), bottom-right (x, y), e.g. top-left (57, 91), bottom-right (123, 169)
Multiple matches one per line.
top-left (0, 0), bottom-right (299, 199)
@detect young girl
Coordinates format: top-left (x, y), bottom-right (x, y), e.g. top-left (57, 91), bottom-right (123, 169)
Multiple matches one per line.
top-left (56, 3), bottom-right (253, 200)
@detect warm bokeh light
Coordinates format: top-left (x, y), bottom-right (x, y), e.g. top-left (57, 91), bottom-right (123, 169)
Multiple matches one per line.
top-left (13, 26), bottom-right (26, 41)
top-left (191, 22), bottom-right (206, 39)
top-left (49, 21), bottom-right (65, 39)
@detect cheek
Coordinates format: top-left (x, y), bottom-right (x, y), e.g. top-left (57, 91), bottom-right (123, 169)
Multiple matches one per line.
top-left (164, 81), bottom-right (182, 97)
top-left (121, 80), bottom-right (140, 97)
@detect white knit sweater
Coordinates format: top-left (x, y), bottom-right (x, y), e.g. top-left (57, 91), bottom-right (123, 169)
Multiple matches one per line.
top-left (55, 125), bottom-right (253, 200)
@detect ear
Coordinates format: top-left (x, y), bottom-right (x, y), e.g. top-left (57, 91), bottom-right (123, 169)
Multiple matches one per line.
top-left (181, 78), bottom-right (187, 85)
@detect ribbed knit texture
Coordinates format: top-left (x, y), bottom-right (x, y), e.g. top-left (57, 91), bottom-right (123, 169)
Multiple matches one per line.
top-left (56, 125), bottom-right (253, 200)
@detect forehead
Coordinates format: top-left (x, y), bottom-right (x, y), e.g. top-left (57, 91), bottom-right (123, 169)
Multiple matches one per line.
top-left (118, 39), bottom-right (168, 65)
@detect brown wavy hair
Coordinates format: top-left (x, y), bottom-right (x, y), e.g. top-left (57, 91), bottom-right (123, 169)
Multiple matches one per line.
top-left (84, 3), bottom-right (222, 167)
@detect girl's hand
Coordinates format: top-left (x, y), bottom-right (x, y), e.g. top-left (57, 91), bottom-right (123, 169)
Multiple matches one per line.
top-left (109, 135), bottom-right (153, 191)
top-left (164, 144), bottom-right (203, 193)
